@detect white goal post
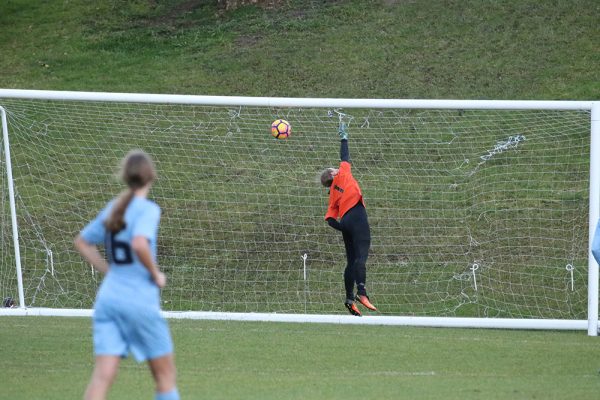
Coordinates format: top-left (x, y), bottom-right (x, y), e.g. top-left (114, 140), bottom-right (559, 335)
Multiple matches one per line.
top-left (1, 89), bottom-right (599, 335)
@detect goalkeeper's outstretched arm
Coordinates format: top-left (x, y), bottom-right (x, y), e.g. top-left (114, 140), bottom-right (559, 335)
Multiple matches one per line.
top-left (339, 122), bottom-right (350, 162)
top-left (325, 122), bottom-right (351, 231)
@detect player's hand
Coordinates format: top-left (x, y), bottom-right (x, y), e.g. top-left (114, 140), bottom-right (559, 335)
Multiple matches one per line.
top-left (338, 122), bottom-right (349, 140)
top-left (153, 270), bottom-right (167, 288)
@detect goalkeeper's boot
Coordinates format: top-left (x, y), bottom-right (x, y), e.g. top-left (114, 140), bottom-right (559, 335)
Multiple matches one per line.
top-left (356, 294), bottom-right (377, 311)
top-left (344, 299), bottom-right (362, 317)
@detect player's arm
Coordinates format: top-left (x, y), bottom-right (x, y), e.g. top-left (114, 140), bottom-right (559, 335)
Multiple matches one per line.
top-left (132, 236), bottom-right (166, 288)
top-left (325, 196), bottom-right (341, 231)
top-left (75, 207), bottom-right (110, 274)
top-left (132, 204), bottom-right (166, 288)
top-left (74, 234), bottom-right (109, 274)
top-left (339, 122), bottom-right (350, 162)
top-left (325, 203), bottom-right (340, 230)
top-left (326, 217), bottom-right (342, 231)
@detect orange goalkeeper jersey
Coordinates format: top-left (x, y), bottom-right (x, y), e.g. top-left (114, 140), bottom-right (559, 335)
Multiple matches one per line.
top-left (325, 161), bottom-right (365, 221)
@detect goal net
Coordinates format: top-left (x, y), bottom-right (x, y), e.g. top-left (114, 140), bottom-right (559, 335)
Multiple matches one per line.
top-left (0, 91), bottom-right (596, 327)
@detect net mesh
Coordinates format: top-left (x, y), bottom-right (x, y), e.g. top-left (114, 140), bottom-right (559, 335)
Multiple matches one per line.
top-left (0, 99), bottom-right (591, 318)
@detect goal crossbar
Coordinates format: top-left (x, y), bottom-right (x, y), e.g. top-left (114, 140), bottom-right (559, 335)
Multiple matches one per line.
top-left (0, 88), bottom-right (594, 110)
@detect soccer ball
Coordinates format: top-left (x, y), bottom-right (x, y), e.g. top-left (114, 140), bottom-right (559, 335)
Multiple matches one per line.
top-left (271, 119), bottom-right (291, 139)
top-left (3, 297), bottom-right (15, 308)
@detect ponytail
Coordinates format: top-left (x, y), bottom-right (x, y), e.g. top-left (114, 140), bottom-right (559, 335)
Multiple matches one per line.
top-left (105, 189), bottom-right (135, 233)
top-left (103, 149), bottom-right (157, 233)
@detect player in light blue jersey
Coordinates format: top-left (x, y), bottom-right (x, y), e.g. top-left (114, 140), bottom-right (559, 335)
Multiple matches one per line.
top-left (75, 150), bottom-right (179, 400)
top-left (592, 222), bottom-right (600, 265)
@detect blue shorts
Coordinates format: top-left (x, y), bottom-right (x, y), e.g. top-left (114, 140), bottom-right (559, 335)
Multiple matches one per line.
top-left (92, 300), bottom-right (173, 362)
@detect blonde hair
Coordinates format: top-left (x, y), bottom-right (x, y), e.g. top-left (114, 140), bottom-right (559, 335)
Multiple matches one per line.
top-left (320, 168), bottom-right (336, 187)
top-left (104, 150), bottom-right (157, 233)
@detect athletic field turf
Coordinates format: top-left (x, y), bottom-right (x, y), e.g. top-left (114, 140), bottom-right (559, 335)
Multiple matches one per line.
top-left (2, 316), bottom-right (599, 399)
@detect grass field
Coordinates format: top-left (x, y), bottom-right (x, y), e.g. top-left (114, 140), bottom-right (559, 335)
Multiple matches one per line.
top-left (0, 0), bottom-right (598, 99)
top-left (2, 316), bottom-right (600, 400)
top-left (1, 1), bottom-right (600, 399)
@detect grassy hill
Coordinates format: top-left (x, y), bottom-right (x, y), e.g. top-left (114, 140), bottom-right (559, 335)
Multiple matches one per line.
top-left (0, 0), bottom-right (598, 99)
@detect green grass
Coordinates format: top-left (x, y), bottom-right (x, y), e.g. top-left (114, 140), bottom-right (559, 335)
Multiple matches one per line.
top-left (0, 0), bottom-right (598, 99)
top-left (0, 2), bottom-right (599, 397)
top-left (2, 316), bottom-right (600, 400)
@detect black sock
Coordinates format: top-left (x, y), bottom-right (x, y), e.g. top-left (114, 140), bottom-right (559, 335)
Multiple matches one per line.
top-left (357, 283), bottom-right (367, 297)
top-left (344, 266), bottom-right (355, 300)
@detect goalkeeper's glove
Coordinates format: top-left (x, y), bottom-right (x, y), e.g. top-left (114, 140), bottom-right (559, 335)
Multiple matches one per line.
top-left (338, 122), bottom-right (349, 140)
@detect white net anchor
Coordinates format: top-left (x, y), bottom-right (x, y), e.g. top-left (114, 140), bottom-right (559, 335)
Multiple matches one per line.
top-left (566, 264), bottom-right (575, 292)
top-left (301, 253), bottom-right (308, 281)
top-left (471, 263), bottom-right (479, 291)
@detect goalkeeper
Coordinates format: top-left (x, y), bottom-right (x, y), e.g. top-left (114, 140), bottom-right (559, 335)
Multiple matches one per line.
top-left (320, 122), bottom-right (377, 316)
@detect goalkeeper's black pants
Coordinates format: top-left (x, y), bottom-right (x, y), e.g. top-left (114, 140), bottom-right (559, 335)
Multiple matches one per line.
top-left (340, 203), bottom-right (371, 300)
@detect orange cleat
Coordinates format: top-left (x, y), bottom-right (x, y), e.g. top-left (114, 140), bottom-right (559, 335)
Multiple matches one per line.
top-left (356, 295), bottom-right (377, 311)
top-left (344, 300), bottom-right (362, 317)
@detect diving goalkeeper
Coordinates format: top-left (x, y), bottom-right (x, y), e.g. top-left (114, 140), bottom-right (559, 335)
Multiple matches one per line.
top-left (320, 122), bottom-right (377, 316)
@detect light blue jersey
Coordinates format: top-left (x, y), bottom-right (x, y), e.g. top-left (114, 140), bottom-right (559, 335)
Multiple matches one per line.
top-left (80, 195), bottom-right (173, 362)
top-left (592, 221), bottom-right (600, 265)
